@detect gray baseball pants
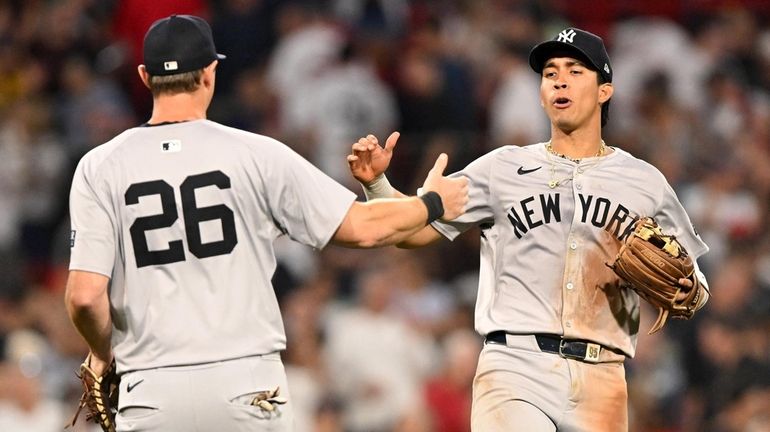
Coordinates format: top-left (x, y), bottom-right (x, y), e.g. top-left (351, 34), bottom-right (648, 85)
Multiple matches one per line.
top-left (116, 353), bottom-right (293, 431)
top-left (472, 334), bottom-right (628, 431)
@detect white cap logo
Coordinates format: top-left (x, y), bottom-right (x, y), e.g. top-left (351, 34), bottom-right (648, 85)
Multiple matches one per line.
top-left (557, 29), bottom-right (576, 43)
top-left (604, 64), bottom-right (610, 74)
top-left (164, 61), bottom-right (179, 71)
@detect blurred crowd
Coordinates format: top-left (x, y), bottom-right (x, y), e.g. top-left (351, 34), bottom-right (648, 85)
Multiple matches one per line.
top-left (0, 1), bottom-right (769, 431)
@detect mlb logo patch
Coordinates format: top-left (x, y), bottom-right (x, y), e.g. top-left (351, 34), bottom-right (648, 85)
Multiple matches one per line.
top-left (70, 230), bottom-right (76, 247)
top-left (164, 61), bottom-right (178, 71)
top-left (161, 140), bottom-right (182, 153)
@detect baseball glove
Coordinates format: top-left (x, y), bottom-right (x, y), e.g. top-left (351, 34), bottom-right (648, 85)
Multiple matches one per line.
top-left (608, 217), bottom-right (702, 334)
top-left (67, 353), bottom-right (119, 432)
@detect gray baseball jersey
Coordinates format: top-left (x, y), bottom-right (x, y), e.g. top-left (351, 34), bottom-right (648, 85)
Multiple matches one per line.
top-left (69, 119), bottom-right (356, 373)
top-left (433, 142), bottom-right (708, 357)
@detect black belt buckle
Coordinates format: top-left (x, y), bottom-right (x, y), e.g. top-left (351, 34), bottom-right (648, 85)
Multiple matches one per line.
top-left (558, 339), bottom-right (601, 363)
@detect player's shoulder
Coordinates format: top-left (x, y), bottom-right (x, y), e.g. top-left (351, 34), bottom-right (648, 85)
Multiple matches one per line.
top-left (76, 128), bottom-right (137, 176)
top-left (201, 120), bottom-right (294, 154)
top-left (455, 142), bottom-right (545, 178)
top-left (478, 142), bottom-right (541, 158)
top-left (609, 147), bottom-right (668, 182)
top-left (478, 142), bottom-right (546, 165)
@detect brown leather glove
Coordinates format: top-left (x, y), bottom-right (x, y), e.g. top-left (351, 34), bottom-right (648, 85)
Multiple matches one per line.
top-left (68, 353), bottom-right (119, 432)
top-left (609, 217), bottom-right (702, 334)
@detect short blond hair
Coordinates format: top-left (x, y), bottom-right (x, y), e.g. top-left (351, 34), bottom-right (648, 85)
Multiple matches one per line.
top-left (148, 69), bottom-right (203, 96)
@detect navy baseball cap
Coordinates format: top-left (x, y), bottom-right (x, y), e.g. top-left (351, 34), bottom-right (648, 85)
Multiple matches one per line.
top-left (528, 27), bottom-right (612, 83)
top-left (143, 15), bottom-right (226, 76)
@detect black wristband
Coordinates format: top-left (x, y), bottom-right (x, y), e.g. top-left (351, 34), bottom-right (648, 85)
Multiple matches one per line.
top-left (419, 191), bottom-right (444, 224)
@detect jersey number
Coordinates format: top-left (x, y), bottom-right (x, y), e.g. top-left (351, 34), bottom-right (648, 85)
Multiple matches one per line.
top-left (125, 171), bottom-right (238, 268)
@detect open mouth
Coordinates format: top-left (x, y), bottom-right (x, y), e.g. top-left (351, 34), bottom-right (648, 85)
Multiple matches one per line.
top-left (553, 97), bottom-right (572, 109)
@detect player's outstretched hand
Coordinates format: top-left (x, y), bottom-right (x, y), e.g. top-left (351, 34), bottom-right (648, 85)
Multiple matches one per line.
top-left (421, 153), bottom-right (469, 221)
top-left (347, 132), bottom-right (399, 185)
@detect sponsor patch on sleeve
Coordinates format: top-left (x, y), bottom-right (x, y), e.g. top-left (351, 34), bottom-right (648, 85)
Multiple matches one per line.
top-left (70, 230), bottom-right (76, 247)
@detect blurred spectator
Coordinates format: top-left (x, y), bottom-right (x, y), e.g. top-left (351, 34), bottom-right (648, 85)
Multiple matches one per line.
top-left (294, 39), bottom-right (397, 184)
top-left (0, 98), bottom-right (67, 282)
top-left (112, 0), bottom-right (209, 116)
top-left (0, 330), bottom-right (68, 432)
top-left (56, 55), bottom-right (134, 156)
top-left (211, 0), bottom-right (279, 96)
top-left (680, 166), bottom-right (762, 270)
top-left (626, 304), bottom-right (688, 431)
top-left (266, 2), bottom-right (343, 149)
top-left (488, 40), bottom-right (549, 147)
top-left (387, 249), bottom-right (457, 338)
top-left (627, 71), bottom-right (696, 186)
top-left (423, 329), bottom-right (480, 432)
top-left (324, 267), bottom-right (435, 432)
top-left (331, 0), bottom-right (409, 37)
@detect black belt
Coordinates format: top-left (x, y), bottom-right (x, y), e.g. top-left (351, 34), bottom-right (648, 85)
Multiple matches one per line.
top-left (485, 331), bottom-right (609, 363)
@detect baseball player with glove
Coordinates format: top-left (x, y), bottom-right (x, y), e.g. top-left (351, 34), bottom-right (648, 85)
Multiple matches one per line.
top-left (64, 14), bottom-right (467, 432)
top-left (348, 28), bottom-right (709, 431)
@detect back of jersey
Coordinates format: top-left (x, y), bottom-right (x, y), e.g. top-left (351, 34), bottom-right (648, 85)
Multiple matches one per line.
top-left (69, 120), bottom-right (355, 373)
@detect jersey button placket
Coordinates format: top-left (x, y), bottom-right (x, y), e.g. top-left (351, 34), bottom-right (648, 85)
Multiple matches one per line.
top-left (574, 166), bottom-right (583, 190)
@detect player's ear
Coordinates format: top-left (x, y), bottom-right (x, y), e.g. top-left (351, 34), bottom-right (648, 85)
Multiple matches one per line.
top-left (598, 82), bottom-right (613, 104)
top-left (137, 65), bottom-right (151, 90)
top-left (201, 60), bottom-right (218, 89)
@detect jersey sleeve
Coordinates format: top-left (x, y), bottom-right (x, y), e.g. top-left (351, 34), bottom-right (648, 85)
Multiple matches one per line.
top-left (68, 156), bottom-right (116, 277)
top-left (431, 149), bottom-right (498, 240)
top-left (261, 141), bottom-right (356, 249)
top-left (653, 178), bottom-right (709, 259)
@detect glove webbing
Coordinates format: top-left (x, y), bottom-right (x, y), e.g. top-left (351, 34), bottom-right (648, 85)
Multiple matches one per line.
top-left (67, 355), bottom-right (117, 432)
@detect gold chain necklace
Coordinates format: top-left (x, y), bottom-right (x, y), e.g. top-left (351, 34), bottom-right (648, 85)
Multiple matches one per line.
top-left (545, 140), bottom-right (606, 163)
top-left (545, 140), bottom-right (608, 189)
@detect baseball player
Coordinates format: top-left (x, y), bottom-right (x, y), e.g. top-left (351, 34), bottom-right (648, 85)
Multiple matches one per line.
top-left (63, 14), bottom-right (468, 432)
top-left (348, 28), bottom-right (710, 431)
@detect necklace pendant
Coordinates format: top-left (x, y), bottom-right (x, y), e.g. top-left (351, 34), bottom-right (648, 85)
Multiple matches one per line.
top-left (548, 180), bottom-right (558, 188)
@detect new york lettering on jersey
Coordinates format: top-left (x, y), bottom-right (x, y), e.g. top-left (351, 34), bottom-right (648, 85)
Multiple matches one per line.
top-left (506, 192), bottom-right (637, 240)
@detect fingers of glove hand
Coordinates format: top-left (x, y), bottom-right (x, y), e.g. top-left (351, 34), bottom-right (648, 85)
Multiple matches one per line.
top-left (677, 277), bottom-right (693, 290)
top-left (675, 290), bottom-right (688, 302)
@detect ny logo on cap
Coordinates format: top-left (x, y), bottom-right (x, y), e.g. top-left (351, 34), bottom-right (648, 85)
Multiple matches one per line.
top-left (557, 29), bottom-right (576, 43)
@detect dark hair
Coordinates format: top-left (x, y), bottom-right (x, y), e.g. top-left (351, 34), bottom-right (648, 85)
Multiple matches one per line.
top-left (148, 69), bottom-right (203, 96)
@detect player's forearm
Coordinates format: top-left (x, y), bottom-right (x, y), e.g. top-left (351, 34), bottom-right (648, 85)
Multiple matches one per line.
top-left (65, 271), bottom-right (113, 361)
top-left (359, 177), bottom-right (443, 247)
top-left (332, 198), bottom-right (436, 248)
top-left (360, 174), bottom-right (406, 199)
top-left (395, 225), bottom-right (442, 248)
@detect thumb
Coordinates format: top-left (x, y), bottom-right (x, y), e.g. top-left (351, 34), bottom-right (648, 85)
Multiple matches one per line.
top-left (430, 153), bottom-right (448, 176)
top-left (384, 131), bottom-right (400, 152)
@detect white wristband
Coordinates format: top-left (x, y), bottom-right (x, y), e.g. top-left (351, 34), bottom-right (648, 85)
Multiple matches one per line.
top-left (362, 174), bottom-right (395, 200)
